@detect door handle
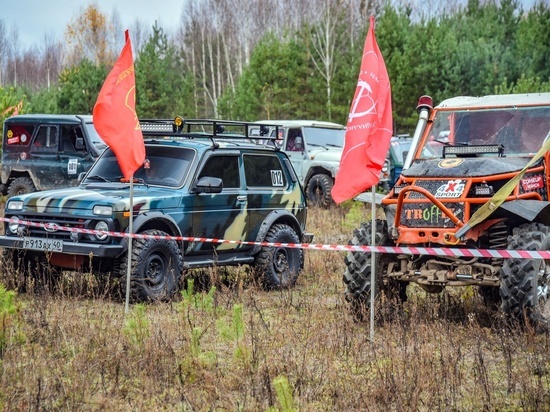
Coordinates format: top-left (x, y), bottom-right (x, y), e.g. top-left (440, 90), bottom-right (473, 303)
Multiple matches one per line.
top-left (237, 195), bottom-right (247, 202)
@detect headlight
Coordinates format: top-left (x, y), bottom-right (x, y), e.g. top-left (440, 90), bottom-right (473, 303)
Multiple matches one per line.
top-left (7, 201), bottom-right (23, 211)
top-left (381, 160), bottom-right (389, 173)
top-left (93, 205), bottom-right (112, 216)
top-left (94, 221), bottom-right (109, 241)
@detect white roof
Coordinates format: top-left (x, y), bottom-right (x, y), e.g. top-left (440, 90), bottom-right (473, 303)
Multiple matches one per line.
top-left (436, 92), bottom-right (550, 109)
top-left (255, 119), bottom-right (345, 129)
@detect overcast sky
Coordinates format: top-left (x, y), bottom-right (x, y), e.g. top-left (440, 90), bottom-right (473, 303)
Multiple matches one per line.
top-left (2, 0), bottom-right (541, 50)
top-left (2, 0), bottom-right (184, 49)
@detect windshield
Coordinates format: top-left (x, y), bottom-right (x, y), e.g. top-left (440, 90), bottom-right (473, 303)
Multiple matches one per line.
top-left (85, 122), bottom-right (108, 151)
top-left (419, 107), bottom-right (550, 158)
top-left (302, 126), bottom-right (345, 147)
top-left (84, 145), bottom-right (195, 187)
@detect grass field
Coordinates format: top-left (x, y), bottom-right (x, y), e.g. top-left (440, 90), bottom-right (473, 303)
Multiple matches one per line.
top-left (0, 204), bottom-right (549, 411)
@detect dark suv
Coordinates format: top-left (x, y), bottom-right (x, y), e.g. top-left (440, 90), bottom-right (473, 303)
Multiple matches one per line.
top-left (1, 114), bottom-right (107, 197)
top-left (0, 118), bottom-right (313, 301)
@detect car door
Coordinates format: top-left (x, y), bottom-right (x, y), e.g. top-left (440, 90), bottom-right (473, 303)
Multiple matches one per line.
top-left (29, 124), bottom-right (62, 189)
top-left (243, 152), bottom-right (294, 240)
top-left (284, 127), bottom-right (307, 183)
top-left (191, 153), bottom-right (250, 255)
top-left (59, 124), bottom-right (95, 185)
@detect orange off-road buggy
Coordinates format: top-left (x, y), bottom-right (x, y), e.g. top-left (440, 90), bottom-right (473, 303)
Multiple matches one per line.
top-left (344, 92), bottom-right (550, 330)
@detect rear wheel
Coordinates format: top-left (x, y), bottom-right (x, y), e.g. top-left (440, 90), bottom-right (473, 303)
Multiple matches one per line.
top-left (253, 224), bottom-right (301, 289)
top-left (306, 174), bottom-right (333, 207)
top-left (500, 223), bottom-right (550, 331)
top-left (119, 229), bottom-right (184, 302)
top-left (343, 220), bottom-right (407, 321)
top-left (8, 177), bottom-right (36, 197)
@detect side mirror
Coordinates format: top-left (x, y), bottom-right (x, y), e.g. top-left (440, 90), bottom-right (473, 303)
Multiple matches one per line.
top-left (194, 176), bottom-right (223, 194)
top-left (78, 172), bottom-right (86, 182)
top-left (75, 137), bottom-right (85, 150)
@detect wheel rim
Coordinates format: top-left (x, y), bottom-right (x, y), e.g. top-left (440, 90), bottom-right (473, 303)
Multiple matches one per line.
top-left (145, 252), bottom-right (168, 291)
top-left (538, 260), bottom-right (550, 320)
top-left (273, 247), bottom-right (290, 280)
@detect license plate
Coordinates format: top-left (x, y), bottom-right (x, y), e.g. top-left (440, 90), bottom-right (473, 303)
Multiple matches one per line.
top-left (22, 237), bottom-right (63, 252)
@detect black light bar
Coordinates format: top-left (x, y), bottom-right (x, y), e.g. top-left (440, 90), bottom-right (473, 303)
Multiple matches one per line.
top-left (443, 144), bottom-right (503, 158)
top-left (138, 117), bottom-right (281, 146)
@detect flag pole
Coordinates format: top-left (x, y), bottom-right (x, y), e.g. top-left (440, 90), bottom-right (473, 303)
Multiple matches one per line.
top-left (124, 176), bottom-right (135, 313)
top-left (370, 185), bottom-right (376, 341)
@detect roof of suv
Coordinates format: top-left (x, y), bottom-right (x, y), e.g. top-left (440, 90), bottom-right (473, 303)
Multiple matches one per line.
top-left (255, 120), bottom-right (345, 130)
top-left (6, 114), bottom-right (93, 122)
top-left (437, 92), bottom-right (550, 109)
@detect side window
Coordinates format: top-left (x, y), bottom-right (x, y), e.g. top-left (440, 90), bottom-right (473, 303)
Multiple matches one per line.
top-left (198, 155), bottom-right (240, 188)
top-left (32, 125), bottom-right (59, 153)
top-left (244, 154), bottom-right (286, 188)
top-left (5, 124), bottom-right (35, 146)
top-left (61, 125), bottom-right (86, 155)
top-left (286, 128), bottom-right (304, 151)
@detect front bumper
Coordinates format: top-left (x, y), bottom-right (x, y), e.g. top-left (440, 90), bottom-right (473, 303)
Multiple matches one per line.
top-left (0, 235), bottom-right (124, 258)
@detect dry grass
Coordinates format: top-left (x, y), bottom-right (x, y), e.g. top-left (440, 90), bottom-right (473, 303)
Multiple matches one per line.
top-left (0, 204), bottom-right (549, 411)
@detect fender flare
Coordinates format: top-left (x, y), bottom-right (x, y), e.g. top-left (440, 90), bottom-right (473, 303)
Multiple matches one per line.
top-left (118, 211), bottom-right (183, 253)
top-left (250, 209), bottom-right (302, 255)
top-left (498, 199), bottom-right (550, 226)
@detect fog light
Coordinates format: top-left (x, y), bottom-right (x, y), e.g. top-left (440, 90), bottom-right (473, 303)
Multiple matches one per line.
top-left (474, 184), bottom-right (493, 197)
top-left (8, 217), bottom-right (19, 234)
top-left (94, 221), bottom-right (109, 241)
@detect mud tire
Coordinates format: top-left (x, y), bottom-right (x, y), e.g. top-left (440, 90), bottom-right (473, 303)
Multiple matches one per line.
top-left (8, 177), bottom-right (36, 197)
top-left (119, 229), bottom-right (183, 302)
top-left (253, 223), bottom-right (301, 289)
top-left (500, 222), bottom-right (550, 331)
top-left (306, 174), bottom-right (333, 208)
top-left (343, 220), bottom-right (407, 321)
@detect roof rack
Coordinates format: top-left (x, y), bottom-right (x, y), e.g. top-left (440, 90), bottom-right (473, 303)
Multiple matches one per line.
top-left (139, 117), bottom-right (281, 147)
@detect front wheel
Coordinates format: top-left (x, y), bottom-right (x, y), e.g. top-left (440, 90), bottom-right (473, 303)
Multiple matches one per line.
top-left (253, 224), bottom-right (301, 289)
top-left (343, 220), bottom-right (406, 321)
top-left (500, 222), bottom-right (550, 331)
top-left (306, 174), bottom-right (334, 207)
top-left (119, 229), bottom-right (184, 302)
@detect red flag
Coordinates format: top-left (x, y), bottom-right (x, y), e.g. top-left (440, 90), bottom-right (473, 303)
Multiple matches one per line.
top-left (93, 30), bottom-right (145, 179)
top-left (331, 16), bottom-right (393, 204)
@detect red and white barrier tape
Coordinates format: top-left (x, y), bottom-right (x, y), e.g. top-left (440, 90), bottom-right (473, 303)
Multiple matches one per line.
top-left (2, 216), bottom-right (549, 259)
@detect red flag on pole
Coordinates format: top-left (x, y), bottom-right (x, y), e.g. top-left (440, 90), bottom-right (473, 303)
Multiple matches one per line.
top-left (93, 30), bottom-right (145, 179)
top-left (331, 16), bottom-right (393, 204)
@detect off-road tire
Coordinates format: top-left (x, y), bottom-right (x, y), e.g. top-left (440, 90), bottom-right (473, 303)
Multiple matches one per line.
top-left (500, 222), bottom-right (550, 331)
top-left (343, 220), bottom-right (407, 321)
top-left (119, 229), bottom-right (183, 302)
top-left (8, 177), bottom-right (36, 197)
top-left (253, 223), bottom-right (301, 289)
top-left (306, 174), bottom-right (333, 207)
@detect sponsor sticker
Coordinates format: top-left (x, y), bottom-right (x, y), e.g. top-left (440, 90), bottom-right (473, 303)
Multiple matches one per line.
top-left (435, 179), bottom-right (465, 198)
top-left (438, 159), bottom-right (464, 168)
top-left (520, 174), bottom-right (544, 191)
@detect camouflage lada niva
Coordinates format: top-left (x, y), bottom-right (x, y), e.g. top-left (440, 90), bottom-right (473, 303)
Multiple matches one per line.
top-left (0, 118), bottom-right (313, 301)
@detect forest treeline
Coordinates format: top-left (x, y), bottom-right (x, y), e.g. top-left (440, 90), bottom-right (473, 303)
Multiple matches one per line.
top-left (0, 0), bottom-right (549, 135)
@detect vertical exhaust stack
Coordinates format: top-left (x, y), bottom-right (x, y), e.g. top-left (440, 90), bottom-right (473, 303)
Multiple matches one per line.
top-left (403, 95), bottom-right (433, 170)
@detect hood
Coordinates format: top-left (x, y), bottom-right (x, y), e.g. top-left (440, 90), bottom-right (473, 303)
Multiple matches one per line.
top-left (308, 147), bottom-right (342, 162)
top-left (14, 184), bottom-right (183, 214)
top-left (403, 157), bottom-right (534, 178)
